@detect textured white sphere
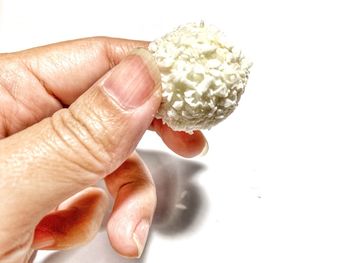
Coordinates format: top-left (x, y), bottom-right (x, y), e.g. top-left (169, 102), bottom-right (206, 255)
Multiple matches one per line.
top-left (149, 22), bottom-right (251, 133)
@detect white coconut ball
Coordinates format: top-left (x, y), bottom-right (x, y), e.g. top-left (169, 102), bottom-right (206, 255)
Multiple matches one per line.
top-left (149, 22), bottom-right (251, 133)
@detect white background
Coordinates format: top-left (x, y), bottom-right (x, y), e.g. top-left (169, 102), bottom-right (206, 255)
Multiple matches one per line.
top-left (1, 0), bottom-right (350, 262)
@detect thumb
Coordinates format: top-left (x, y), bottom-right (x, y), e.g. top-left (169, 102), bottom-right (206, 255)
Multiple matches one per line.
top-left (0, 49), bottom-right (161, 223)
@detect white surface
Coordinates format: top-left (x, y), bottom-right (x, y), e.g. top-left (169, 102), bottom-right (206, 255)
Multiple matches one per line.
top-left (1, 0), bottom-right (350, 262)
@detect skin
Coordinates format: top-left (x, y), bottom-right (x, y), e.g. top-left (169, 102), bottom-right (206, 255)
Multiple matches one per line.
top-left (0, 37), bottom-right (207, 262)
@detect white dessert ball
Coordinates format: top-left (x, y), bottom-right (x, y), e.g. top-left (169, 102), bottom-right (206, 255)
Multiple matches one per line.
top-left (149, 22), bottom-right (251, 133)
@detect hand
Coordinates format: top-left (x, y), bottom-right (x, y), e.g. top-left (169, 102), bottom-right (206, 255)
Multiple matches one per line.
top-left (0, 37), bottom-right (207, 262)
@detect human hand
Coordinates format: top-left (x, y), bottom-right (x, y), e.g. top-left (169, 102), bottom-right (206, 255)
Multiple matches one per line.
top-left (0, 37), bottom-right (207, 262)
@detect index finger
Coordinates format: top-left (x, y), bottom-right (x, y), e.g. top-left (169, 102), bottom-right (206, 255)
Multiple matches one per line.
top-left (18, 37), bottom-right (148, 105)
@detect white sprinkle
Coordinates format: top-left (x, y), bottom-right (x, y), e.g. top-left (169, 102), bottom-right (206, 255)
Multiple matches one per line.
top-left (207, 59), bottom-right (221, 69)
top-left (172, 100), bottom-right (184, 110)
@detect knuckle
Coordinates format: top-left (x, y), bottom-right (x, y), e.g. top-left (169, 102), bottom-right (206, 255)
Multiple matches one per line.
top-left (49, 106), bottom-right (114, 177)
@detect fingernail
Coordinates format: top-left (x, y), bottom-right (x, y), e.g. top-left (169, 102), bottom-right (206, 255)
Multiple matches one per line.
top-left (32, 231), bottom-right (55, 250)
top-left (103, 48), bottom-right (160, 109)
top-left (200, 139), bottom-right (209, 156)
top-left (133, 219), bottom-right (150, 258)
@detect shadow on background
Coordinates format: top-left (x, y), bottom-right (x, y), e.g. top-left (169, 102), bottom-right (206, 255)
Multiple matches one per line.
top-left (139, 150), bottom-right (207, 235)
top-left (40, 150), bottom-right (207, 263)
